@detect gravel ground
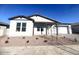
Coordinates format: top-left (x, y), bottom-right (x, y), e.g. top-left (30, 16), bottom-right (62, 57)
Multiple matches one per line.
top-left (0, 35), bottom-right (77, 46)
top-left (60, 34), bottom-right (79, 41)
top-left (0, 35), bottom-right (79, 55)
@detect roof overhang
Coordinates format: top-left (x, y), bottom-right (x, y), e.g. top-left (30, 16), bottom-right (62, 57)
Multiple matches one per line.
top-left (0, 22), bottom-right (9, 28)
top-left (9, 15), bottom-right (34, 22)
top-left (28, 14), bottom-right (60, 23)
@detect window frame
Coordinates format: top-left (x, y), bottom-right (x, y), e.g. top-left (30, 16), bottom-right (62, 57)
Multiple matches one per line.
top-left (37, 27), bottom-right (40, 31)
top-left (16, 22), bottom-right (26, 32)
top-left (16, 22), bottom-right (21, 32)
top-left (22, 23), bottom-right (26, 32)
top-left (41, 28), bottom-right (44, 31)
top-left (37, 27), bottom-right (44, 31)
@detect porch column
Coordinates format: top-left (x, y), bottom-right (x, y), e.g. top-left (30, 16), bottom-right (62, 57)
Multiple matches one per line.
top-left (46, 23), bottom-right (47, 35)
top-left (55, 23), bottom-right (58, 35)
top-left (33, 24), bottom-right (34, 36)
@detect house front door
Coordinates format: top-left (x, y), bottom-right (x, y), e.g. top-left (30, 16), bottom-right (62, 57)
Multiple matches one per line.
top-left (40, 27), bottom-right (44, 35)
top-left (34, 27), bottom-right (46, 35)
top-left (37, 27), bottom-right (46, 35)
top-left (34, 23), bottom-right (47, 35)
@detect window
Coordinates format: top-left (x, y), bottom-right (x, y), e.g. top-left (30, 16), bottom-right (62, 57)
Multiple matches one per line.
top-left (37, 27), bottom-right (40, 31)
top-left (41, 28), bottom-right (43, 31)
top-left (16, 22), bottom-right (26, 32)
top-left (22, 23), bottom-right (26, 31)
top-left (37, 27), bottom-right (44, 31)
top-left (16, 23), bottom-right (21, 31)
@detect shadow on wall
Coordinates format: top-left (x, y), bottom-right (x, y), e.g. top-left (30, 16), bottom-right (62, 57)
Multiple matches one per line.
top-left (71, 24), bottom-right (79, 34)
top-left (72, 28), bottom-right (79, 34)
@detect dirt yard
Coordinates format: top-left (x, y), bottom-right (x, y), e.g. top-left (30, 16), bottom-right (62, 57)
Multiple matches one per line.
top-left (0, 35), bottom-right (79, 55)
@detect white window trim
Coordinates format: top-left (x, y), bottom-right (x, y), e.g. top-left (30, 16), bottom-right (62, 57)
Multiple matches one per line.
top-left (16, 22), bottom-right (26, 32)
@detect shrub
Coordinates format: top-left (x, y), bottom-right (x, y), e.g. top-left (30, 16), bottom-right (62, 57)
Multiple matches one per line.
top-left (22, 37), bottom-right (25, 39)
top-left (44, 40), bottom-right (48, 43)
top-left (5, 40), bottom-right (9, 43)
top-left (36, 38), bottom-right (39, 40)
top-left (63, 36), bottom-right (65, 38)
top-left (7, 37), bottom-right (10, 39)
top-left (26, 40), bottom-right (29, 43)
top-left (74, 38), bottom-right (77, 42)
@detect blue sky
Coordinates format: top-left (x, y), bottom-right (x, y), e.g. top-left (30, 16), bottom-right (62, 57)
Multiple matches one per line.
top-left (0, 4), bottom-right (79, 23)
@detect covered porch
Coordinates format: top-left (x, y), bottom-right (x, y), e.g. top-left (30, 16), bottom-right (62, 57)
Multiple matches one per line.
top-left (33, 22), bottom-right (57, 36)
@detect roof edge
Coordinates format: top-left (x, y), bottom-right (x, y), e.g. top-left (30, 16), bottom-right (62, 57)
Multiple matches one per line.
top-left (8, 15), bottom-right (34, 22)
top-left (28, 14), bottom-right (60, 23)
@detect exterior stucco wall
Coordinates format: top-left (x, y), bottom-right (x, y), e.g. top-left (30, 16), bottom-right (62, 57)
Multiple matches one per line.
top-left (8, 20), bottom-right (33, 37)
top-left (0, 26), bottom-right (7, 36)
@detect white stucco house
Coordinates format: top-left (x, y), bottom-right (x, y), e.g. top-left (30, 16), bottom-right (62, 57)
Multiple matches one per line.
top-left (0, 22), bottom-right (9, 37)
top-left (7, 14), bottom-right (72, 37)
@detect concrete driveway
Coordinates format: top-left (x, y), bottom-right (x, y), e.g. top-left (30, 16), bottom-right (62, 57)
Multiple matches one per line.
top-left (0, 45), bottom-right (79, 55)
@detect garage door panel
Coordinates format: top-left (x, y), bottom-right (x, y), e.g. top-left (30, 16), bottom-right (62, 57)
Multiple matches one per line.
top-left (58, 27), bottom-right (68, 34)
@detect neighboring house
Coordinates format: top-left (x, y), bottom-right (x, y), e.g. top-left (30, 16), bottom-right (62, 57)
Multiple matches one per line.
top-left (71, 22), bottom-right (79, 34)
top-left (0, 22), bottom-right (9, 37)
top-left (8, 14), bottom-right (72, 37)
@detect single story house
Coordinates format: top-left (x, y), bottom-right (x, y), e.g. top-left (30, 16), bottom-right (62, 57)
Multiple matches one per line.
top-left (7, 14), bottom-right (72, 37)
top-left (0, 22), bottom-right (9, 37)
